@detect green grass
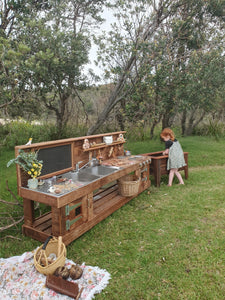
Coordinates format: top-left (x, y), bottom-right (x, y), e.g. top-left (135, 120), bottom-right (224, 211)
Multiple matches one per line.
top-left (0, 136), bottom-right (225, 299)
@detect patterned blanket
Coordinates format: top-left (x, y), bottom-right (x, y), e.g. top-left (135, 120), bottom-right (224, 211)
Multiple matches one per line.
top-left (0, 249), bottom-right (111, 299)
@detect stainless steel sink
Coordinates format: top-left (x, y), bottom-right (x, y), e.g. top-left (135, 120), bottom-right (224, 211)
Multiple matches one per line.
top-left (71, 172), bottom-right (100, 182)
top-left (60, 165), bottom-right (120, 184)
top-left (82, 165), bottom-right (120, 176)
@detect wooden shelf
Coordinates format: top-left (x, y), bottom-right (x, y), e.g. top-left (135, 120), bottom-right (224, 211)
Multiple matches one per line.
top-left (83, 141), bottom-right (125, 152)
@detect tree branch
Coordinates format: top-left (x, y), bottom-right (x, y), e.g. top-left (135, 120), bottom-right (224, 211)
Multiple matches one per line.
top-left (0, 215), bottom-right (24, 232)
top-left (87, 2), bottom-right (173, 135)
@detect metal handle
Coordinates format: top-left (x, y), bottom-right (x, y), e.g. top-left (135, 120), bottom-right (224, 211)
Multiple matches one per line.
top-left (42, 235), bottom-right (53, 250)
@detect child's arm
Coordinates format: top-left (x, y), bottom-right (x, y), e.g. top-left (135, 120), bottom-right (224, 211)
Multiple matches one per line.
top-left (163, 148), bottom-right (169, 156)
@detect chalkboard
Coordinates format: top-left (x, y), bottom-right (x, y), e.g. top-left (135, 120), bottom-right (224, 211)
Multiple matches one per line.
top-left (38, 144), bottom-right (72, 175)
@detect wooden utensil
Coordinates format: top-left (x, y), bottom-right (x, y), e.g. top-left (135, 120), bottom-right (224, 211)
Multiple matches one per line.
top-left (57, 236), bottom-right (62, 257)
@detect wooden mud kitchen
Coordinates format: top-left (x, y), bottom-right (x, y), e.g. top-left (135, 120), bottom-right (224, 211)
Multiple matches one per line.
top-left (16, 131), bottom-right (151, 245)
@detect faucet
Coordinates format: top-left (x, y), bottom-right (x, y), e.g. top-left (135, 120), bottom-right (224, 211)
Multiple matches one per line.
top-left (75, 158), bottom-right (99, 172)
top-left (75, 161), bottom-right (87, 172)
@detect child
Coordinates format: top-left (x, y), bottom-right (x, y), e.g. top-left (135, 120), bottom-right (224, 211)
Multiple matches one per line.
top-left (160, 128), bottom-right (186, 186)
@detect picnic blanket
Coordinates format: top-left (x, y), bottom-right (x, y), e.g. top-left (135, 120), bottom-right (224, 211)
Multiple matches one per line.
top-left (0, 249), bottom-right (111, 299)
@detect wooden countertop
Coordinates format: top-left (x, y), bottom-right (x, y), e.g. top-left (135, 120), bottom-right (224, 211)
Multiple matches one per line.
top-left (19, 155), bottom-right (151, 208)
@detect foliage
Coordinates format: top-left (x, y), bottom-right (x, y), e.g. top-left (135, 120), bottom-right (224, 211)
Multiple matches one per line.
top-left (1, 0), bottom-right (225, 137)
top-left (7, 149), bottom-right (43, 178)
top-left (91, 0), bottom-right (225, 135)
top-left (0, 0), bottom-right (106, 135)
top-left (193, 119), bottom-right (225, 139)
top-left (0, 120), bottom-right (89, 149)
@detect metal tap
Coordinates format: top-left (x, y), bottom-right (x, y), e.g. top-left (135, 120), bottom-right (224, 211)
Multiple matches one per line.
top-left (75, 158), bottom-right (99, 172)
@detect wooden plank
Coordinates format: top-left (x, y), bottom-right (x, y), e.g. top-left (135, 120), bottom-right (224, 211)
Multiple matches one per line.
top-left (82, 195), bottom-right (88, 222)
top-left (87, 193), bottom-right (94, 220)
top-left (15, 131), bottom-right (126, 150)
top-left (51, 207), bottom-right (64, 236)
top-left (32, 212), bottom-right (52, 233)
top-left (23, 198), bottom-right (34, 227)
top-left (36, 220), bottom-right (52, 233)
top-left (94, 190), bottom-right (119, 212)
top-left (93, 183), bottom-right (118, 199)
top-left (22, 225), bottom-right (51, 243)
top-left (33, 212), bottom-right (51, 227)
top-left (94, 191), bottom-right (121, 215)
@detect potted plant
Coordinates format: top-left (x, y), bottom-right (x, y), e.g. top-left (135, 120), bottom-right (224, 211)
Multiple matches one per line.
top-left (7, 149), bottom-right (43, 189)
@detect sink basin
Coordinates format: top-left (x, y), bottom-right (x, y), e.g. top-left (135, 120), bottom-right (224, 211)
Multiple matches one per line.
top-left (71, 172), bottom-right (100, 182)
top-left (59, 165), bottom-right (120, 184)
top-left (82, 165), bottom-right (120, 176)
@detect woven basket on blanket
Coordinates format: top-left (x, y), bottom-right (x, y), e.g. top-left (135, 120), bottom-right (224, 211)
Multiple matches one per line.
top-left (34, 236), bottom-right (66, 275)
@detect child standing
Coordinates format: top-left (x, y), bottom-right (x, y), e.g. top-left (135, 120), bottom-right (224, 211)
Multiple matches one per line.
top-left (160, 128), bottom-right (186, 186)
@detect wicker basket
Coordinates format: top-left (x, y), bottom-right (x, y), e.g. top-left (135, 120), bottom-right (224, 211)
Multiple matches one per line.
top-left (118, 174), bottom-right (140, 197)
top-left (34, 236), bottom-right (66, 275)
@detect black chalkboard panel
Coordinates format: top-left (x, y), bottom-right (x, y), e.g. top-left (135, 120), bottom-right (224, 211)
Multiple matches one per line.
top-left (38, 144), bottom-right (72, 175)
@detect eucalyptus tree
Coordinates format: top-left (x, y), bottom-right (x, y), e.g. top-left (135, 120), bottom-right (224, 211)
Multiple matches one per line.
top-left (87, 0), bottom-right (179, 134)
top-left (158, 0), bottom-right (225, 134)
top-left (88, 0), bottom-right (225, 135)
top-left (1, 0), bottom-right (106, 133)
top-left (0, 0), bottom-right (51, 115)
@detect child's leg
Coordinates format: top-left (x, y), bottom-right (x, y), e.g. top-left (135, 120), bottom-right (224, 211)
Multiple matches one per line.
top-left (168, 169), bottom-right (175, 186)
top-left (174, 169), bottom-right (184, 184)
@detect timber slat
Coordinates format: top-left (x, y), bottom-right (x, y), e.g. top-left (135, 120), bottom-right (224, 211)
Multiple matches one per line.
top-left (33, 212), bottom-right (51, 227)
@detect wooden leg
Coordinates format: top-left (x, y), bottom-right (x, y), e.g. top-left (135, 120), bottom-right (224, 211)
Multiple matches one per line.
top-left (156, 160), bottom-right (161, 187)
top-left (52, 207), bottom-right (64, 236)
top-left (184, 153), bottom-right (188, 179)
top-left (23, 198), bottom-right (34, 227)
top-left (184, 165), bottom-right (188, 179)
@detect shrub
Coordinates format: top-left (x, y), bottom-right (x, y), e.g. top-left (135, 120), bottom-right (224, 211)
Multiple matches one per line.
top-left (0, 120), bottom-right (89, 149)
top-left (193, 119), bottom-right (225, 139)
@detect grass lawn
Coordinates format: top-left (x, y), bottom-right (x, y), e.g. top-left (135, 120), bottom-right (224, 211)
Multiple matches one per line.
top-left (0, 136), bottom-right (225, 299)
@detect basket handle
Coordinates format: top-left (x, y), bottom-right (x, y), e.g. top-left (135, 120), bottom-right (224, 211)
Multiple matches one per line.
top-left (42, 235), bottom-right (53, 250)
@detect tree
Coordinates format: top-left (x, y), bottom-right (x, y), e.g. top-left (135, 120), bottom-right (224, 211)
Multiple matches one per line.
top-left (0, 0), bottom-right (53, 117)
top-left (88, 0), bottom-right (177, 134)
top-left (1, 0), bottom-right (107, 134)
top-left (87, 0), bottom-right (225, 135)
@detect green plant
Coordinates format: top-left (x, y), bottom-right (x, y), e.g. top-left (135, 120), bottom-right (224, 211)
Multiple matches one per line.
top-left (194, 119), bottom-right (225, 139)
top-left (7, 149), bottom-right (43, 178)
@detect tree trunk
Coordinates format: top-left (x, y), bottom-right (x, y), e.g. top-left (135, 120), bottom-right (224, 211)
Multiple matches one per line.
top-left (185, 109), bottom-right (206, 135)
top-left (150, 116), bottom-right (162, 139)
top-left (181, 109), bottom-right (187, 136)
top-left (162, 113), bottom-right (173, 129)
top-left (87, 5), bottom-right (170, 135)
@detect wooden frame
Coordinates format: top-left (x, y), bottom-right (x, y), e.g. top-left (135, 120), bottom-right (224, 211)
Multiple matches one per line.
top-left (15, 132), bottom-right (151, 245)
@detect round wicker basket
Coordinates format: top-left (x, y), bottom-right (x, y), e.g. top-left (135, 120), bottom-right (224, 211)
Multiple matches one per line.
top-left (118, 174), bottom-right (140, 197)
top-left (34, 236), bottom-right (66, 275)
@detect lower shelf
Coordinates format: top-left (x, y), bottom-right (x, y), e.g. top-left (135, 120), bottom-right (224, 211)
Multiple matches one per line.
top-left (22, 180), bottom-right (150, 245)
top-left (22, 212), bottom-right (52, 243)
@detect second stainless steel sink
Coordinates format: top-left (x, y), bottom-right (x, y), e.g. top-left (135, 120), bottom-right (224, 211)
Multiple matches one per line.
top-left (71, 172), bottom-right (100, 182)
top-left (82, 165), bottom-right (120, 176)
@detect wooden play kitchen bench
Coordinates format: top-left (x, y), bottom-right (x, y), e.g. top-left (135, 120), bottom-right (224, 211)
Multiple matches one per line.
top-left (15, 131), bottom-right (151, 245)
